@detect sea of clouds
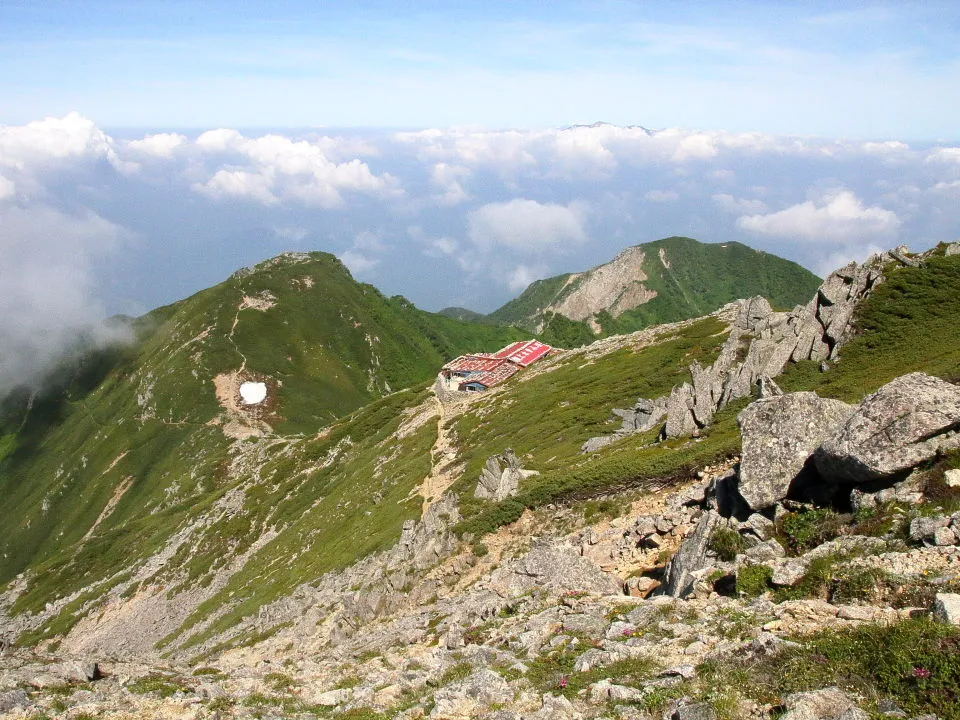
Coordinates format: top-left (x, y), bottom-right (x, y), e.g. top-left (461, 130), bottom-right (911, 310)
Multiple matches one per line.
top-left (1, 112), bottom-right (959, 393)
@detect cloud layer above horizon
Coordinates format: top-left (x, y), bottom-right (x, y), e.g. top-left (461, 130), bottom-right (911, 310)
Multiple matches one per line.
top-left (2, 112), bottom-right (960, 390)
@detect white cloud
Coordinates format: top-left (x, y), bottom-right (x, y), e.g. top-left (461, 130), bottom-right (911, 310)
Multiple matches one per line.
top-left (194, 131), bottom-right (398, 208)
top-left (670, 131), bottom-right (718, 161)
top-left (193, 169), bottom-right (278, 204)
top-left (926, 147), bottom-right (960, 164)
top-left (737, 189), bottom-right (901, 242)
top-left (0, 174), bottom-right (15, 200)
top-left (931, 180), bottom-right (960, 194)
top-left (430, 236), bottom-right (458, 255)
top-left (339, 249), bottom-right (378, 274)
top-left (273, 226), bottom-right (308, 243)
top-left (408, 225), bottom-right (460, 258)
top-left (431, 162), bottom-right (470, 205)
top-left (815, 243), bottom-right (887, 278)
top-left (0, 204), bottom-right (130, 394)
top-left (195, 128), bottom-right (244, 152)
top-left (126, 132), bottom-right (187, 159)
top-left (644, 189), bottom-right (679, 203)
top-left (0, 112), bottom-right (117, 169)
top-left (545, 125), bottom-right (618, 174)
top-left (860, 140), bottom-right (910, 155)
top-left (0, 112), bottom-right (137, 192)
top-left (351, 230), bottom-right (385, 253)
top-left (467, 199), bottom-right (587, 252)
top-left (712, 193), bottom-right (768, 214)
top-left (507, 263), bottom-right (547, 291)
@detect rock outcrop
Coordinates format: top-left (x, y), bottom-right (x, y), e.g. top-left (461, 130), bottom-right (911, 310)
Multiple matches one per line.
top-left (737, 392), bottom-right (854, 511)
top-left (815, 372), bottom-right (960, 483)
top-left (581, 397), bottom-right (668, 452)
top-left (659, 511), bottom-right (721, 597)
top-left (584, 249), bottom-right (895, 451)
top-left (475, 449), bottom-right (539, 501)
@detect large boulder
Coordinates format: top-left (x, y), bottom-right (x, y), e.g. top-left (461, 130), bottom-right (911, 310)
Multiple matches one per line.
top-left (735, 296), bottom-right (774, 332)
top-left (737, 393), bottom-right (854, 511)
top-left (489, 540), bottom-right (622, 597)
top-left (815, 373), bottom-right (960, 483)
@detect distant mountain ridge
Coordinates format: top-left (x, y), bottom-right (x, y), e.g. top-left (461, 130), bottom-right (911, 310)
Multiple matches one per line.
top-left (486, 237), bottom-right (822, 345)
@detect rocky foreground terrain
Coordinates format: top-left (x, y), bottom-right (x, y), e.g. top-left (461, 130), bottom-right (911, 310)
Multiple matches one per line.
top-left (2, 245), bottom-right (960, 719)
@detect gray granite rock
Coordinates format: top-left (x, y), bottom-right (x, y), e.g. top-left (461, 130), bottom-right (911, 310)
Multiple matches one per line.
top-left (815, 373), bottom-right (960, 483)
top-left (659, 511), bottom-right (721, 597)
top-left (933, 593), bottom-right (960, 625)
top-left (737, 392), bottom-right (854, 510)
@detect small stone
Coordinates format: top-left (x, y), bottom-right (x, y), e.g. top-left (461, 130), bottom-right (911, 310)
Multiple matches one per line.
top-left (743, 538), bottom-right (786, 563)
top-left (563, 612), bottom-right (608, 640)
top-left (673, 701), bottom-right (718, 720)
top-left (660, 664), bottom-right (697, 680)
top-left (529, 693), bottom-right (580, 720)
top-left (910, 516), bottom-right (950, 543)
top-left (0, 690), bottom-right (29, 713)
top-left (313, 688), bottom-right (352, 706)
top-left (934, 526), bottom-right (958, 546)
top-left (625, 576), bottom-right (660, 598)
top-left (933, 593), bottom-right (960, 625)
top-left (683, 640), bottom-right (707, 655)
top-left (781, 687), bottom-right (860, 720)
top-left (944, 468), bottom-right (960, 487)
top-left (838, 605), bottom-right (876, 621)
top-left (606, 621), bottom-right (638, 640)
top-left (771, 559), bottom-right (808, 587)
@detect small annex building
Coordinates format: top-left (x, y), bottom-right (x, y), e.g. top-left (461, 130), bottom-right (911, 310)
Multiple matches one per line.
top-left (441, 340), bottom-right (552, 392)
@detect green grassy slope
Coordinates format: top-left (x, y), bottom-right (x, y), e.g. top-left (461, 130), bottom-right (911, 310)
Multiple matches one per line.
top-left (487, 237), bottom-right (821, 343)
top-left (778, 250), bottom-right (960, 401)
top-left (0, 252), bottom-right (522, 608)
top-left (486, 274), bottom-right (575, 329)
top-left (601, 237), bottom-right (820, 329)
top-left (2, 248), bottom-right (958, 656)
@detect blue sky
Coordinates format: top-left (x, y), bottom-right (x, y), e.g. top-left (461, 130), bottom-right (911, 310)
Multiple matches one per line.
top-left (2, 1), bottom-right (960, 392)
top-left (2, 1), bottom-right (959, 137)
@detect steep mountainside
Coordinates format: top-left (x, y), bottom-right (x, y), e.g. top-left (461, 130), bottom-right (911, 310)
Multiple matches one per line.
top-left (488, 236), bottom-right (821, 343)
top-left (1, 245), bottom-right (960, 720)
top-left (0, 251), bottom-right (522, 611)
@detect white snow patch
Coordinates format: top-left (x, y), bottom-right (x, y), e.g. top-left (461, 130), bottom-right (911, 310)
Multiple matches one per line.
top-left (239, 382), bottom-right (267, 405)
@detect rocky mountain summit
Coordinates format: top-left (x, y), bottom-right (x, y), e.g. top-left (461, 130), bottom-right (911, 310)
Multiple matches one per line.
top-left (1, 243), bottom-right (960, 719)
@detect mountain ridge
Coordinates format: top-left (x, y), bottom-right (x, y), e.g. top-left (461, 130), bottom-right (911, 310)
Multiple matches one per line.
top-left (2, 243), bottom-right (960, 720)
top-left (484, 237), bottom-right (821, 344)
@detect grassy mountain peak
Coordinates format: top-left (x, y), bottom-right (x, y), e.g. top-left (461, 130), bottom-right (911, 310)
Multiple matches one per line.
top-left (487, 236), bottom-right (821, 344)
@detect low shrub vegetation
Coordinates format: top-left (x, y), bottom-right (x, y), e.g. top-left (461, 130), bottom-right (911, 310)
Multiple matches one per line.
top-left (723, 618), bottom-right (960, 719)
top-left (736, 564), bottom-right (773, 597)
top-left (775, 508), bottom-right (849, 555)
top-left (709, 527), bottom-right (745, 562)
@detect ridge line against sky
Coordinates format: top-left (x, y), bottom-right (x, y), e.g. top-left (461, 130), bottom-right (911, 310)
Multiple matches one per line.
top-left (1, 1), bottom-right (959, 138)
top-left (2, 1), bottom-right (960, 393)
